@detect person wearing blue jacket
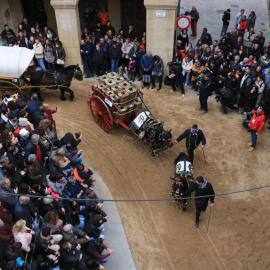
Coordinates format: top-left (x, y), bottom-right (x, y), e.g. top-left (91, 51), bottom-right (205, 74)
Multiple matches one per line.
top-left (141, 52), bottom-right (153, 88)
top-left (80, 39), bottom-right (93, 78)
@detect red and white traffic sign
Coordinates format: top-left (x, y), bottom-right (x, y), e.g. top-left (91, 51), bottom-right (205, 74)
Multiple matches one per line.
top-left (176, 16), bottom-right (191, 30)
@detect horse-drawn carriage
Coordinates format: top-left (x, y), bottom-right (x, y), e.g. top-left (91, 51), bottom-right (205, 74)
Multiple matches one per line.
top-left (0, 47), bottom-right (82, 101)
top-left (87, 73), bottom-right (173, 156)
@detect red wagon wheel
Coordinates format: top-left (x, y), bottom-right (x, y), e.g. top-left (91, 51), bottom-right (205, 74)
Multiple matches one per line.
top-left (89, 96), bottom-right (113, 132)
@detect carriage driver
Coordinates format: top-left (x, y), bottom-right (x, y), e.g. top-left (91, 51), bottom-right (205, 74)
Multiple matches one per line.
top-left (174, 124), bottom-right (206, 164)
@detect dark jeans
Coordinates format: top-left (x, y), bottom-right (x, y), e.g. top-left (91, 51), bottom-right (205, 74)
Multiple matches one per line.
top-left (251, 129), bottom-right (257, 147)
top-left (151, 75), bottom-right (162, 88)
top-left (222, 104), bottom-right (237, 114)
top-left (199, 95), bottom-right (208, 111)
top-left (187, 148), bottom-right (195, 164)
top-left (196, 203), bottom-right (208, 223)
top-left (171, 80), bottom-right (184, 94)
top-left (47, 62), bottom-right (55, 70)
top-left (95, 63), bottom-right (105, 76)
top-left (84, 58), bottom-right (93, 76)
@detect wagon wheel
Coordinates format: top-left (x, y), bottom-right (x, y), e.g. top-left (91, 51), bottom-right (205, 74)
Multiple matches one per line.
top-left (0, 80), bottom-right (22, 98)
top-left (89, 96), bottom-right (113, 132)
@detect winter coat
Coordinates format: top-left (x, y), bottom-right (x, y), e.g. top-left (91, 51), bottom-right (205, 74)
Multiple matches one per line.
top-left (244, 31), bottom-right (256, 48)
top-left (0, 221), bottom-right (13, 244)
top-left (200, 79), bottom-right (213, 97)
top-left (166, 66), bottom-right (184, 86)
top-left (55, 47), bottom-right (66, 60)
top-left (249, 110), bottom-right (265, 133)
top-left (48, 161), bottom-right (66, 178)
top-left (26, 160), bottom-right (46, 184)
top-left (222, 11), bottom-right (231, 26)
top-left (33, 111), bottom-right (46, 128)
top-left (201, 51), bottom-right (213, 62)
top-left (190, 9), bottom-right (199, 23)
top-left (80, 43), bottom-right (92, 60)
top-left (238, 20), bottom-right (247, 35)
top-left (44, 48), bottom-right (55, 63)
top-left (83, 215), bottom-right (101, 239)
top-left (0, 206), bottom-right (12, 224)
top-left (247, 16), bottom-right (257, 29)
top-left (13, 231), bottom-right (32, 252)
top-left (108, 44), bottom-right (122, 60)
top-left (128, 60), bottom-right (136, 72)
top-left (141, 54), bottom-right (154, 70)
top-left (60, 245), bottom-right (82, 269)
top-left (152, 57), bottom-right (164, 75)
top-left (182, 59), bottom-right (193, 72)
top-left (0, 187), bottom-right (18, 213)
top-left (221, 88), bottom-right (237, 106)
top-left (62, 226), bottom-right (89, 245)
top-left (191, 63), bottom-right (204, 81)
top-left (136, 50), bottom-right (146, 68)
top-left (33, 43), bottom-right (44, 59)
top-left (14, 200), bottom-right (36, 229)
top-left (93, 49), bottom-right (106, 64)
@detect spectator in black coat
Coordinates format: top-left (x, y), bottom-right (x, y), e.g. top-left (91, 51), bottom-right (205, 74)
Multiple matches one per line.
top-left (80, 40), bottom-right (93, 78)
top-left (78, 256), bottom-right (104, 270)
top-left (108, 41), bottom-right (122, 72)
top-left (0, 178), bottom-right (18, 213)
top-left (26, 93), bottom-right (42, 123)
top-left (5, 163), bottom-right (23, 189)
top-left (220, 88), bottom-right (237, 114)
top-left (165, 62), bottom-right (185, 95)
top-left (250, 43), bottom-right (261, 61)
top-left (5, 242), bottom-right (25, 262)
top-left (33, 106), bottom-right (46, 128)
top-left (14, 196), bottom-right (36, 229)
top-left (221, 9), bottom-right (231, 38)
top-left (93, 44), bottom-right (106, 76)
top-left (25, 134), bottom-right (48, 163)
top-left (62, 143), bottom-right (83, 166)
top-left (0, 106), bottom-right (10, 132)
top-left (229, 56), bottom-right (241, 71)
top-left (197, 73), bottom-right (213, 113)
top-left (48, 156), bottom-right (67, 178)
top-left (83, 214), bottom-right (104, 239)
top-left (1, 24), bottom-right (16, 39)
top-left (58, 132), bottom-right (82, 148)
top-left (60, 242), bottom-right (83, 270)
top-left (86, 238), bottom-right (113, 264)
top-left (7, 145), bottom-right (25, 172)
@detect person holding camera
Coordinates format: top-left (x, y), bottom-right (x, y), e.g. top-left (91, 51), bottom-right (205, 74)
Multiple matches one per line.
top-left (197, 72), bottom-right (213, 113)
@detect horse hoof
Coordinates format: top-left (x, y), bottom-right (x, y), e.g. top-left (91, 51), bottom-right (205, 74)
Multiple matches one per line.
top-left (61, 96), bottom-right (67, 101)
top-left (69, 95), bottom-right (74, 101)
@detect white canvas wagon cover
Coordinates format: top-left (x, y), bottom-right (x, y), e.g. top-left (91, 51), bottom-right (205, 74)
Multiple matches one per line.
top-left (0, 47), bottom-right (35, 78)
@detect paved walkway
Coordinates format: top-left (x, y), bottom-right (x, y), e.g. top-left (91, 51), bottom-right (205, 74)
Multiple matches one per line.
top-left (179, 0), bottom-right (270, 43)
top-left (82, 160), bottom-right (136, 270)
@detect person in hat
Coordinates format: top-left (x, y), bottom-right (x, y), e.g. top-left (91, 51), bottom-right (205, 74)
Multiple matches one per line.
top-left (197, 72), bottom-right (213, 113)
top-left (108, 40), bottom-right (122, 72)
top-left (244, 106), bottom-right (265, 151)
top-left (174, 124), bottom-right (206, 164)
top-left (4, 112), bottom-right (19, 132)
top-left (13, 120), bottom-right (31, 138)
top-left (136, 45), bottom-right (146, 81)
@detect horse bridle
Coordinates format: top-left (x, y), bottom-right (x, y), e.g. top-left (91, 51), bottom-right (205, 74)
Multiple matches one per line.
top-left (74, 67), bottom-right (82, 79)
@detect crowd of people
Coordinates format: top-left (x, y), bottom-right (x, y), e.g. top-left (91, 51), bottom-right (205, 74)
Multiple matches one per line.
top-left (0, 17), bottom-right (66, 71)
top-left (0, 92), bottom-right (112, 270)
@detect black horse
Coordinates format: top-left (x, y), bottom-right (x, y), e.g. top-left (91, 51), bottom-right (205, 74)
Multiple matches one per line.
top-left (28, 65), bottom-right (83, 101)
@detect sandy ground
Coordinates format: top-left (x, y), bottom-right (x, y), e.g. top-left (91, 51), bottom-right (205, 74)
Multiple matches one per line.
top-left (41, 80), bottom-right (270, 270)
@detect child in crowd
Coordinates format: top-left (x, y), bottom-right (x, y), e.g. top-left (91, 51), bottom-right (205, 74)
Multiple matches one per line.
top-left (44, 103), bottom-right (57, 128)
top-left (72, 163), bottom-right (96, 187)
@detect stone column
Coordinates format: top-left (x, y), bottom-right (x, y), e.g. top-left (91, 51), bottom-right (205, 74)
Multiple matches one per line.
top-left (50, 0), bottom-right (82, 68)
top-left (144, 0), bottom-right (178, 73)
top-left (108, 0), bottom-right (121, 32)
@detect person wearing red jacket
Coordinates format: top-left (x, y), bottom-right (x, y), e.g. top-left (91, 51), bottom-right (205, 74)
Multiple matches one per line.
top-left (44, 104), bottom-right (57, 128)
top-left (13, 120), bottom-right (31, 138)
top-left (245, 106), bottom-right (265, 151)
top-left (238, 15), bottom-right (248, 38)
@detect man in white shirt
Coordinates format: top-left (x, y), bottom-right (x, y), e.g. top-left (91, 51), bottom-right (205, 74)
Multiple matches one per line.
top-left (0, 107), bottom-right (10, 132)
